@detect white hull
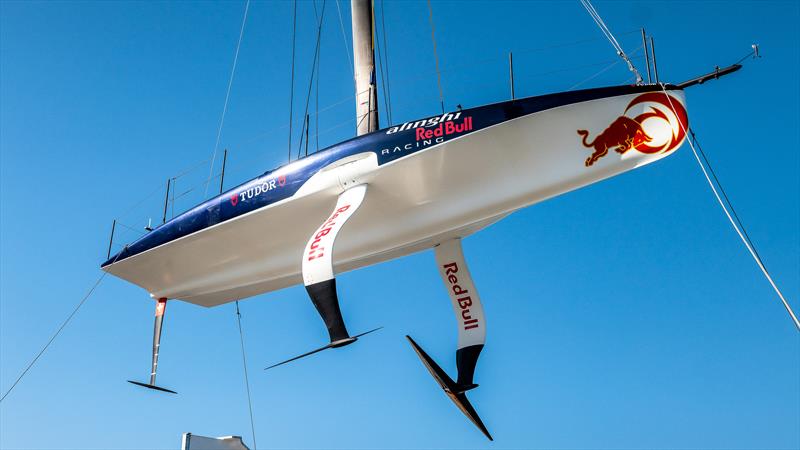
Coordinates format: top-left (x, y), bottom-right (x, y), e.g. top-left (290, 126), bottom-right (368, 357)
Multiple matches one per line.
top-left (105, 90), bottom-right (687, 306)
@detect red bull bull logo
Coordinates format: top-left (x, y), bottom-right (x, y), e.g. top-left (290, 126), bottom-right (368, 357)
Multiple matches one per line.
top-left (578, 92), bottom-right (688, 167)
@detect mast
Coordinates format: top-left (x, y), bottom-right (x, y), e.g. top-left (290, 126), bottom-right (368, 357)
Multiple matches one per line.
top-left (351, 0), bottom-right (379, 135)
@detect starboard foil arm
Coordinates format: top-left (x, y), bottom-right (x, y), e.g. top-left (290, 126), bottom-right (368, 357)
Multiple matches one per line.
top-left (265, 184), bottom-right (380, 370)
top-left (128, 298), bottom-right (177, 394)
top-left (407, 238), bottom-right (491, 440)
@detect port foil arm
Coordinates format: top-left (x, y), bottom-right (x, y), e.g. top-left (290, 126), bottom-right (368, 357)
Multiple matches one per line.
top-left (434, 238), bottom-right (486, 390)
top-left (406, 238), bottom-right (491, 441)
top-left (265, 185), bottom-right (379, 370)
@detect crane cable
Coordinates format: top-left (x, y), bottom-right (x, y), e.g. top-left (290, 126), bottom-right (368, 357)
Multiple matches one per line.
top-left (205, 0), bottom-right (251, 197)
top-left (579, 0), bottom-right (642, 85)
top-left (658, 86), bottom-right (799, 331)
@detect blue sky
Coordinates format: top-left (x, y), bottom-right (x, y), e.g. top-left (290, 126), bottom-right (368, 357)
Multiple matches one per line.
top-left (1, 1), bottom-right (798, 449)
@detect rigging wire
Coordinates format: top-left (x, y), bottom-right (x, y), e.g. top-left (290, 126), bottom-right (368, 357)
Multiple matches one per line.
top-left (296, 0), bottom-right (328, 159)
top-left (579, 0), bottom-right (642, 84)
top-left (388, 30), bottom-right (641, 95)
top-left (0, 250), bottom-right (125, 403)
top-left (355, 105), bottom-right (371, 130)
top-left (175, 157), bottom-right (215, 180)
top-left (315, 0), bottom-right (321, 153)
top-left (310, 0), bottom-right (326, 154)
top-left (311, 115), bottom-right (356, 140)
top-left (204, 0), bottom-right (251, 198)
top-left (379, 0), bottom-right (393, 125)
top-left (335, 0), bottom-right (356, 88)
top-left (316, 58), bottom-right (321, 153)
top-left (116, 182), bottom-right (168, 223)
top-left (238, 87), bottom-right (369, 149)
top-left (373, 5), bottom-right (390, 127)
top-left (514, 29), bottom-right (640, 57)
top-left (445, 57), bottom-right (634, 101)
top-left (425, 0), bottom-right (445, 113)
top-left (658, 86), bottom-right (799, 331)
top-left (690, 129), bottom-right (764, 263)
top-left (288, 0), bottom-right (298, 163)
top-left (568, 44), bottom-right (643, 90)
top-left (734, 48), bottom-right (757, 65)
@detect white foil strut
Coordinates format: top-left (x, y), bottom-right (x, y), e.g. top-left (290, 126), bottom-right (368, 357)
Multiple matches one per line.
top-left (302, 184), bottom-right (368, 285)
top-left (434, 239), bottom-right (486, 349)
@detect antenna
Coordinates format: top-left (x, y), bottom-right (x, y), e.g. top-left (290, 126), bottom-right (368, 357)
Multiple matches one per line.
top-left (641, 28), bottom-right (652, 84)
top-left (304, 114), bottom-right (310, 157)
top-left (509, 51), bottom-right (515, 100)
top-left (106, 219), bottom-right (116, 259)
top-left (219, 149), bottom-right (228, 193)
top-left (162, 178), bottom-right (171, 224)
top-left (650, 36), bottom-right (659, 84)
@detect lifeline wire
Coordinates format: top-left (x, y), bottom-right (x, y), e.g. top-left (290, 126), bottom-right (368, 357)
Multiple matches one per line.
top-left (658, 86), bottom-right (800, 331)
top-left (114, 220), bottom-right (148, 237)
top-left (205, 0), bottom-right (251, 198)
top-left (0, 249), bottom-right (125, 403)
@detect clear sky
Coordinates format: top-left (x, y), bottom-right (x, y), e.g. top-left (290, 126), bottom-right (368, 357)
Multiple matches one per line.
top-left (1, 1), bottom-right (798, 449)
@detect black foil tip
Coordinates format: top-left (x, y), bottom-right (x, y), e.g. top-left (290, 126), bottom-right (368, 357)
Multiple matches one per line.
top-left (264, 327), bottom-right (382, 371)
top-left (127, 380), bottom-right (177, 394)
top-left (405, 335), bottom-right (493, 441)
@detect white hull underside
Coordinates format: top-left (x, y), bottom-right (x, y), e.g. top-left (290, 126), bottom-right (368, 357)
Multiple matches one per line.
top-left (104, 91), bottom-right (686, 307)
